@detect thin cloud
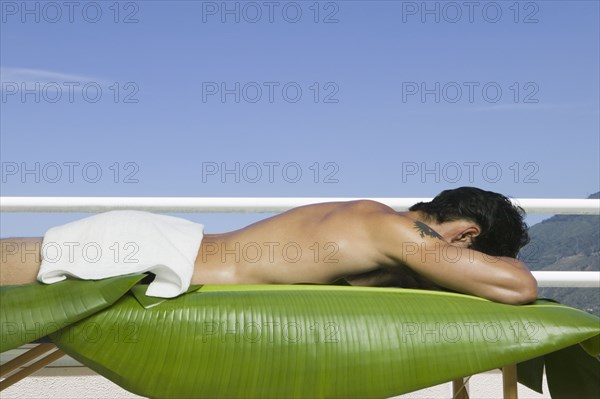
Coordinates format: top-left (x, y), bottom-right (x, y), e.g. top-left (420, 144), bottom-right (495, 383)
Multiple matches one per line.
top-left (0, 66), bottom-right (106, 84)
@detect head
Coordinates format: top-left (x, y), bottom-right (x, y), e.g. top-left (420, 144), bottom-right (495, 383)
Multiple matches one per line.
top-left (409, 187), bottom-right (529, 257)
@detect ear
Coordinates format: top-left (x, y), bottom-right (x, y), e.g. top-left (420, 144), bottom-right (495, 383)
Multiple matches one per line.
top-left (450, 226), bottom-right (480, 246)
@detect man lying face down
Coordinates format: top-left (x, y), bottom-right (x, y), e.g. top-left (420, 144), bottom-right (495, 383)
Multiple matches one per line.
top-left (0, 187), bottom-right (537, 304)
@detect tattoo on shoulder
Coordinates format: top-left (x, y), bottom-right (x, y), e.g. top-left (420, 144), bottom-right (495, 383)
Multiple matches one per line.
top-left (414, 221), bottom-right (443, 240)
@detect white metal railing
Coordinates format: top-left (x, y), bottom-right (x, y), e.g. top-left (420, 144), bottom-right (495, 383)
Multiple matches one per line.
top-left (1, 196), bottom-right (599, 288)
top-left (533, 271), bottom-right (599, 288)
top-left (1, 196), bottom-right (599, 214)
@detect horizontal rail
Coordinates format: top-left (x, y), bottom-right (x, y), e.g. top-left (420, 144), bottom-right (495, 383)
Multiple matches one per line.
top-left (1, 197), bottom-right (599, 214)
top-left (532, 271), bottom-right (600, 288)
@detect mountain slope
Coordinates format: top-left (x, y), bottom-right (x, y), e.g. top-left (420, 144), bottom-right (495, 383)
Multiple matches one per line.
top-left (522, 191), bottom-right (599, 315)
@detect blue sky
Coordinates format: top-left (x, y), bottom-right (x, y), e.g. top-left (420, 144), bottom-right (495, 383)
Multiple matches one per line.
top-left (1, 0), bottom-right (599, 236)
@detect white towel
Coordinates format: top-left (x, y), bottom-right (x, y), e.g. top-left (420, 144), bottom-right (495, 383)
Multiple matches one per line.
top-left (37, 210), bottom-right (204, 298)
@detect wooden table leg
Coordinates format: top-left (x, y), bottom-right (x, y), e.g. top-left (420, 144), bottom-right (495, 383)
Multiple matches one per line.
top-left (452, 377), bottom-right (469, 399)
top-left (502, 364), bottom-right (518, 399)
top-left (0, 346), bottom-right (65, 391)
top-left (0, 344), bottom-right (56, 377)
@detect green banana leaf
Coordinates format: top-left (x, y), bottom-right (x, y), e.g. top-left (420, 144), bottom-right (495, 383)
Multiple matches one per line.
top-left (516, 302), bottom-right (600, 397)
top-left (545, 343), bottom-right (600, 399)
top-left (0, 275), bottom-right (144, 352)
top-left (516, 341), bottom-right (600, 397)
top-left (47, 284), bottom-right (600, 399)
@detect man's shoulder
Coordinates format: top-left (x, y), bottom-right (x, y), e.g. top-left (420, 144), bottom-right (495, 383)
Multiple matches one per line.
top-left (337, 200), bottom-right (414, 229)
top-left (339, 199), bottom-right (395, 213)
top-left (310, 200), bottom-right (413, 231)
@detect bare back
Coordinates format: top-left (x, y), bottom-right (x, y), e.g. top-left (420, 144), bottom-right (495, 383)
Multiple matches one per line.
top-left (193, 200), bottom-right (429, 287)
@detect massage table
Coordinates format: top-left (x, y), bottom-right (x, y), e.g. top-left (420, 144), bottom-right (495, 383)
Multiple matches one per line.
top-left (1, 274), bottom-right (599, 398)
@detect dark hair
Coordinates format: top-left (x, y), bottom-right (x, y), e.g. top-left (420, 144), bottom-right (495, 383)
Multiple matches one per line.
top-left (409, 187), bottom-right (529, 257)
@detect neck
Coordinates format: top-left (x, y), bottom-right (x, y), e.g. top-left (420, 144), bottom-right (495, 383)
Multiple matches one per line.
top-left (403, 210), bottom-right (437, 227)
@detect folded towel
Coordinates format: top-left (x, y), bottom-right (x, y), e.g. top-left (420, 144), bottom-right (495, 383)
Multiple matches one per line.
top-left (37, 210), bottom-right (204, 298)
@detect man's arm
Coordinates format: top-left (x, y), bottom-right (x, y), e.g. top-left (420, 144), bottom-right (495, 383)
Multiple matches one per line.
top-left (369, 214), bottom-right (538, 305)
